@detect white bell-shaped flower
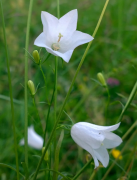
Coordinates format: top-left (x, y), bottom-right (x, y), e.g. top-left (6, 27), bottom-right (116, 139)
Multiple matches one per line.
top-left (71, 122), bottom-right (122, 168)
top-left (34, 9), bottom-right (93, 63)
top-left (19, 126), bottom-right (43, 150)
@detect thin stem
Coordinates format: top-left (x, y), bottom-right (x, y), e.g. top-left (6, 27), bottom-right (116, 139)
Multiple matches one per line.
top-left (43, 86), bottom-right (55, 145)
top-left (72, 159), bottom-right (93, 180)
top-left (117, 81), bottom-right (137, 123)
top-left (105, 86), bottom-right (110, 122)
top-left (39, 64), bottom-right (47, 86)
top-left (102, 129), bottom-right (137, 180)
top-left (32, 97), bottom-right (44, 133)
top-left (24, 0), bottom-right (34, 168)
top-left (33, 1), bottom-right (109, 179)
top-left (122, 120), bottom-right (137, 140)
top-left (0, 1), bottom-right (19, 179)
top-left (39, 64), bottom-right (49, 103)
top-left (53, 56), bottom-right (58, 180)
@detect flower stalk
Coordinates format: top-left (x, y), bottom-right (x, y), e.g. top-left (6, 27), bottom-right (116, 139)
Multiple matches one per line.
top-left (33, 0), bottom-right (110, 179)
top-left (72, 158), bottom-right (93, 180)
top-left (117, 81), bottom-right (137, 123)
top-left (24, 0), bottom-right (34, 168)
top-left (0, 1), bottom-right (19, 179)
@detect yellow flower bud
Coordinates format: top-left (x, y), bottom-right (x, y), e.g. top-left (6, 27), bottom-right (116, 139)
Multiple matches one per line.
top-left (97, 72), bottom-right (106, 87)
top-left (42, 147), bottom-right (49, 162)
top-left (27, 80), bottom-right (35, 96)
top-left (32, 50), bottom-right (40, 64)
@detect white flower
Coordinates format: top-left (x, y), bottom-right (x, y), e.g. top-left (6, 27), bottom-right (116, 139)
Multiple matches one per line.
top-left (71, 122), bottom-right (122, 168)
top-left (19, 126), bottom-right (43, 150)
top-left (34, 9), bottom-right (93, 63)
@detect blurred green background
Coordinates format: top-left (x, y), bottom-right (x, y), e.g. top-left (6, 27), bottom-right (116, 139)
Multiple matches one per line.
top-left (0, 0), bottom-right (137, 179)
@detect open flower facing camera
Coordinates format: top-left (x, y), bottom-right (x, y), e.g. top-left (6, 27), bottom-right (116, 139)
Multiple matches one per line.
top-left (71, 122), bottom-right (122, 168)
top-left (34, 9), bottom-right (93, 62)
top-left (19, 126), bottom-right (43, 150)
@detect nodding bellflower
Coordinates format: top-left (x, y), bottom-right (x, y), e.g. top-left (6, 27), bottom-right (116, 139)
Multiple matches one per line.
top-left (71, 122), bottom-right (122, 168)
top-left (34, 9), bottom-right (93, 62)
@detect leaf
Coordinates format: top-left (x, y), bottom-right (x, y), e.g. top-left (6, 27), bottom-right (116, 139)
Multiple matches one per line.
top-left (57, 124), bottom-right (72, 131)
top-left (29, 168), bottom-right (70, 180)
top-left (58, 172), bottom-right (72, 180)
top-left (0, 163), bottom-right (25, 178)
top-left (110, 101), bottom-right (124, 109)
top-left (91, 78), bottom-right (102, 86)
top-left (63, 110), bottom-right (74, 124)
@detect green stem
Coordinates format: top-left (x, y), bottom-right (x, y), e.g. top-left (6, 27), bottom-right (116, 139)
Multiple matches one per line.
top-left (32, 97), bottom-right (44, 133)
top-left (117, 81), bottom-right (137, 123)
top-left (122, 120), bottom-right (137, 141)
top-left (0, 1), bottom-right (19, 179)
top-left (43, 86), bottom-right (55, 145)
top-left (72, 159), bottom-right (93, 180)
top-left (33, 1), bottom-right (109, 179)
top-left (105, 86), bottom-right (110, 122)
top-left (24, 0), bottom-right (34, 168)
top-left (39, 64), bottom-right (47, 87)
top-left (53, 56), bottom-right (58, 180)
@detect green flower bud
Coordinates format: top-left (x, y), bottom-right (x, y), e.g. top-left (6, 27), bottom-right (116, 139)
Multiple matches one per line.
top-left (42, 147), bottom-right (49, 162)
top-left (27, 80), bottom-right (35, 96)
top-left (32, 50), bottom-right (40, 64)
top-left (97, 72), bottom-right (106, 87)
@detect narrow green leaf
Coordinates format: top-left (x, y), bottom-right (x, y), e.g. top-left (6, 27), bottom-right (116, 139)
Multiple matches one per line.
top-left (0, 163), bottom-right (25, 178)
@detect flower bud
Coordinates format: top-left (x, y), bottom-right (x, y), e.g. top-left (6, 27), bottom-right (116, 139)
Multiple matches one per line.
top-left (42, 147), bottom-right (49, 162)
top-left (27, 80), bottom-right (35, 96)
top-left (97, 72), bottom-right (106, 87)
top-left (32, 50), bottom-right (40, 64)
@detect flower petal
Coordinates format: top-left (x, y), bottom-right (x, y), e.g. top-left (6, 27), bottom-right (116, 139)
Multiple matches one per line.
top-left (19, 126), bottom-right (43, 150)
top-left (71, 123), bottom-right (103, 149)
top-left (93, 146), bottom-right (109, 167)
top-left (79, 122), bottom-right (121, 132)
top-left (41, 11), bottom-right (59, 42)
top-left (71, 132), bottom-right (100, 168)
top-left (103, 132), bottom-right (122, 149)
top-left (58, 9), bottom-right (78, 39)
top-left (46, 48), bottom-right (73, 63)
top-left (69, 31), bottom-right (93, 50)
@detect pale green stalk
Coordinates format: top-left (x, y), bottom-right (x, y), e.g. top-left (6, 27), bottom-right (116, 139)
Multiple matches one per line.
top-left (53, 130), bottom-right (64, 180)
top-left (72, 159), bottom-right (93, 180)
top-left (101, 129), bottom-right (137, 180)
top-left (0, 1), bottom-right (19, 179)
top-left (53, 56), bottom-right (58, 180)
top-left (24, 0), bottom-right (34, 168)
top-left (33, 1), bottom-right (109, 179)
top-left (39, 64), bottom-right (47, 88)
top-left (53, 0), bottom-right (60, 177)
top-left (117, 81), bottom-right (137, 123)
top-left (105, 86), bottom-right (110, 122)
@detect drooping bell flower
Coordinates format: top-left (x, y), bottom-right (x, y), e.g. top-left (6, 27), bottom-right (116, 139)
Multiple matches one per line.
top-left (71, 122), bottom-right (122, 168)
top-left (19, 126), bottom-right (43, 150)
top-left (34, 9), bottom-right (93, 62)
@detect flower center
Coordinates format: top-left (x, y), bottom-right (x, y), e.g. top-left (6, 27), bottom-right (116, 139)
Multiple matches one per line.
top-left (51, 33), bottom-right (63, 51)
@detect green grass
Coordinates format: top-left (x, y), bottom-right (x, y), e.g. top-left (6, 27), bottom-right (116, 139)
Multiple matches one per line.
top-left (0, 0), bottom-right (137, 179)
